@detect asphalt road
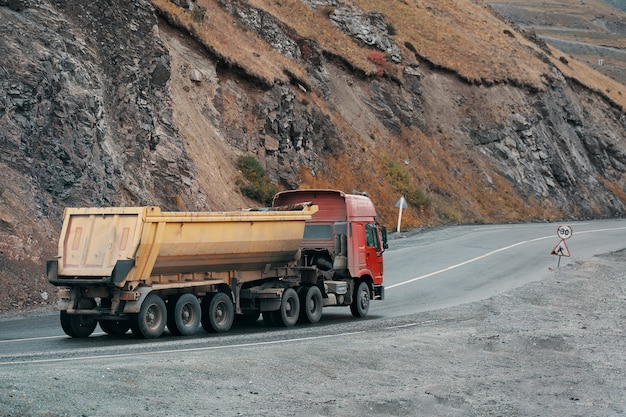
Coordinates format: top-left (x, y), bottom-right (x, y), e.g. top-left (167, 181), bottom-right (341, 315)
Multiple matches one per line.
top-left (381, 219), bottom-right (626, 315)
top-left (1, 219), bottom-right (624, 361)
top-left (1, 220), bottom-right (625, 416)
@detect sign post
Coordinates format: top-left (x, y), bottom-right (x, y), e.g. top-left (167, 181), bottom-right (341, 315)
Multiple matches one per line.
top-left (551, 225), bottom-right (572, 267)
top-left (394, 196), bottom-right (408, 233)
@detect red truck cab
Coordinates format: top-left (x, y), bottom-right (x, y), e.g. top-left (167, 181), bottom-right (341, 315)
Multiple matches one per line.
top-left (273, 189), bottom-right (386, 309)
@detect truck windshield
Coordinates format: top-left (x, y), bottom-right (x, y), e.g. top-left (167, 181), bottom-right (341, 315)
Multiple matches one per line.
top-left (303, 224), bottom-right (332, 240)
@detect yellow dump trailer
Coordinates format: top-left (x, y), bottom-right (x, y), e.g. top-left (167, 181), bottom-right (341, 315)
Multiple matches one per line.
top-left (47, 204), bottom-right (318, 338)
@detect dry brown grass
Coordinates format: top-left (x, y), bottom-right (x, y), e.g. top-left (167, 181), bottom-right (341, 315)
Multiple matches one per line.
top-left (246, 0), bottom-right (379, 74)
top-left (352, 0), bottom-right (551, 88)
top-left (598, 176), bottom-right (626, 204)
top-left (152, 0), bottom-right (555, 86)
top-left (152, 0), bottom-right (624, 101)
top-left (151, 0), bottom-right (308, 85)
top-left (546, 44), bottom-right (626, 110)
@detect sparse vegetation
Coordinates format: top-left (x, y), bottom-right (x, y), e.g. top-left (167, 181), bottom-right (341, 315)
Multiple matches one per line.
top-left (383, 158), bottom-right (431, 211)
top-left (172, 194), bottom-right (184, 208)
top-left (367, 50), bottom-right (387, 76)
top-left (236, 155), bottom-right (280, 206)
top-left (353, 0), bottom-right (548, 87)
top-left (190, 5), bottom-right (205, 22)
top-left (150, 0), bottom-right (309, 86)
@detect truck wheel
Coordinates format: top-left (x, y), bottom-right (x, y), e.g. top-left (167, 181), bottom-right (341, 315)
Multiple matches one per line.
top-left (60, 298), bottom-right (98, 338)
top-left (350, 281), bottom-right (370, 318)
top-left (99, 319), bottom-right (130, 336)
top-left (277, 288), bottom-right (300, 327)
top-left (130, 293), bottom-right (167, 339)
top-left (168, 293), bottom-right (201, 336)
top-left (298, 286), bottom-right (323, 324)
top-left (60, 312), bottom-right (77, 337)
top-left (201, 292), bottom-right (234, 333)
top-left (60, 311), bottom-right (98, 338)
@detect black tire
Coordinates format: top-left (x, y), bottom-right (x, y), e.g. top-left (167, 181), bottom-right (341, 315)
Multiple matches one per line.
top-left (99, 319), bottom-right (130, 336)
top-left (168, 293), bottom-right (201, 336)
top-left (166, 295), bottom-right (181, 336)
top-left (60, 298), bottom-right (98, 338)
top-left (276, 288), bottom-right (300, 327)
top-left (298, 286), bottom-right (323, 324)
top-left (60, 311), bottom-right (98, 338)
top-left (350, 281), bottom-right (371, 318)
top-left (201, 292), bottom-right (234, 333)
top-left (60, 312), bottom-right (77, 337)
top-left (130, 293), bottom-right (167, 339)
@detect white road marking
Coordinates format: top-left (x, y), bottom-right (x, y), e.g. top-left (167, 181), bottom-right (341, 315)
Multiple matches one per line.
top-left (386, 226), bottom-right (626, 290)
top-left (0, 331), bottom-right (366, 366)
top-left (0, 333), bottom-right (103, 344)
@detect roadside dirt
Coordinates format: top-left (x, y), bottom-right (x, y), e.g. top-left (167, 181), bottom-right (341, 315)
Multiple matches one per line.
top-left (1, 251), bottom-right (624, 416)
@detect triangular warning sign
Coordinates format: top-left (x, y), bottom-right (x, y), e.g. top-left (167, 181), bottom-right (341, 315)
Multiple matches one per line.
top-left (551, 239), bottom-right (570, 257)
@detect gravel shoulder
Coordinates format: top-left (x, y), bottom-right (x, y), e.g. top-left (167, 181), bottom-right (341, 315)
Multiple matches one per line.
top-left (1, 251), bottom-right (625, 417)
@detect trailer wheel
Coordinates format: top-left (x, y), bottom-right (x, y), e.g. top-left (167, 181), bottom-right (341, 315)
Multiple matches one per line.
top-left (201, 292), bottom-right (234, 333)
top-left (350, 281), bottom-right (370, 318)
top-left (168, 294), bottom-right (201, 336)
top-left (277, 288), bottom-right (300, 327)
top-left (60, 298), bottom-right (98, 338)
top-left (298, 286), bottom-right (323, 324)
top-left (130, 293), bottom-right (167, 339)
top-left (99, 319), bottom-right (130, 336)
top-left (60, 311), bottom-right (98, 338)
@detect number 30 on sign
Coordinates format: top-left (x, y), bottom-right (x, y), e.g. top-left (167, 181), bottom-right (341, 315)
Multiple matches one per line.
top-left (557, 225), bottom-right (572, 240)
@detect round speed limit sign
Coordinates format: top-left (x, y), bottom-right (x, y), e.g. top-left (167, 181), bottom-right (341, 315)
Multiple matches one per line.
top-left (557, 225), bottom-right (573, 240)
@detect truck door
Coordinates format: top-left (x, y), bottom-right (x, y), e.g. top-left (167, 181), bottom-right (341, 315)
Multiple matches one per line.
top-left (364, 223), bottom-right (384, 282)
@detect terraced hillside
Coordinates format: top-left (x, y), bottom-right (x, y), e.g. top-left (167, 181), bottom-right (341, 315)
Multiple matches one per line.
top-left (490, 0), bottom-right (626, 85)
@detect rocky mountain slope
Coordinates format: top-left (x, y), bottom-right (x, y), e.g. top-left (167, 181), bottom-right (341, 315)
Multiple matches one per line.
top-left (1, 0), bottom-right (625, 312)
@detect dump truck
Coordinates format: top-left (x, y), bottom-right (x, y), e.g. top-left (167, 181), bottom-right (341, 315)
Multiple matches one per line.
top-left (47, 189), bottom-right (387, 338)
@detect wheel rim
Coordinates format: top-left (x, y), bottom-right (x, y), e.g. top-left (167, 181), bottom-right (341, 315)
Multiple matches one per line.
top-left (202, 292), bottom-right (234, 333)
top-left (286, 298), bottom-right (296, 318)
top-left (305, 286), bottom-right (323, 323)
top-left (181, 303), bottom-right (193, 326)
top-left (146, 304), bottom-right (162, 330)
top-left (351, 282), bottom-right (370, 318)
top-left (214, 301), bottom-right (227, 326)
top-left (279, 289), bottom-right (300, 326)
top-left (359, 288), bottom-right (370, 311)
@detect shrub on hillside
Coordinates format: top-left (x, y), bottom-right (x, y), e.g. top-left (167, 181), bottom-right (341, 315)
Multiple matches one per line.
top-left (367, 50), bottom-right (387, 76)
top-left (384, 159), bottom-right (431, 210)
top-left (236, 155), bottom-right (280, 206)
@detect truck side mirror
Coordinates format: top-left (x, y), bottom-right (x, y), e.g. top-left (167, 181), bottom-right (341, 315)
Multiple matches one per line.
top-left (381, 226), bottom-right (388, 251)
